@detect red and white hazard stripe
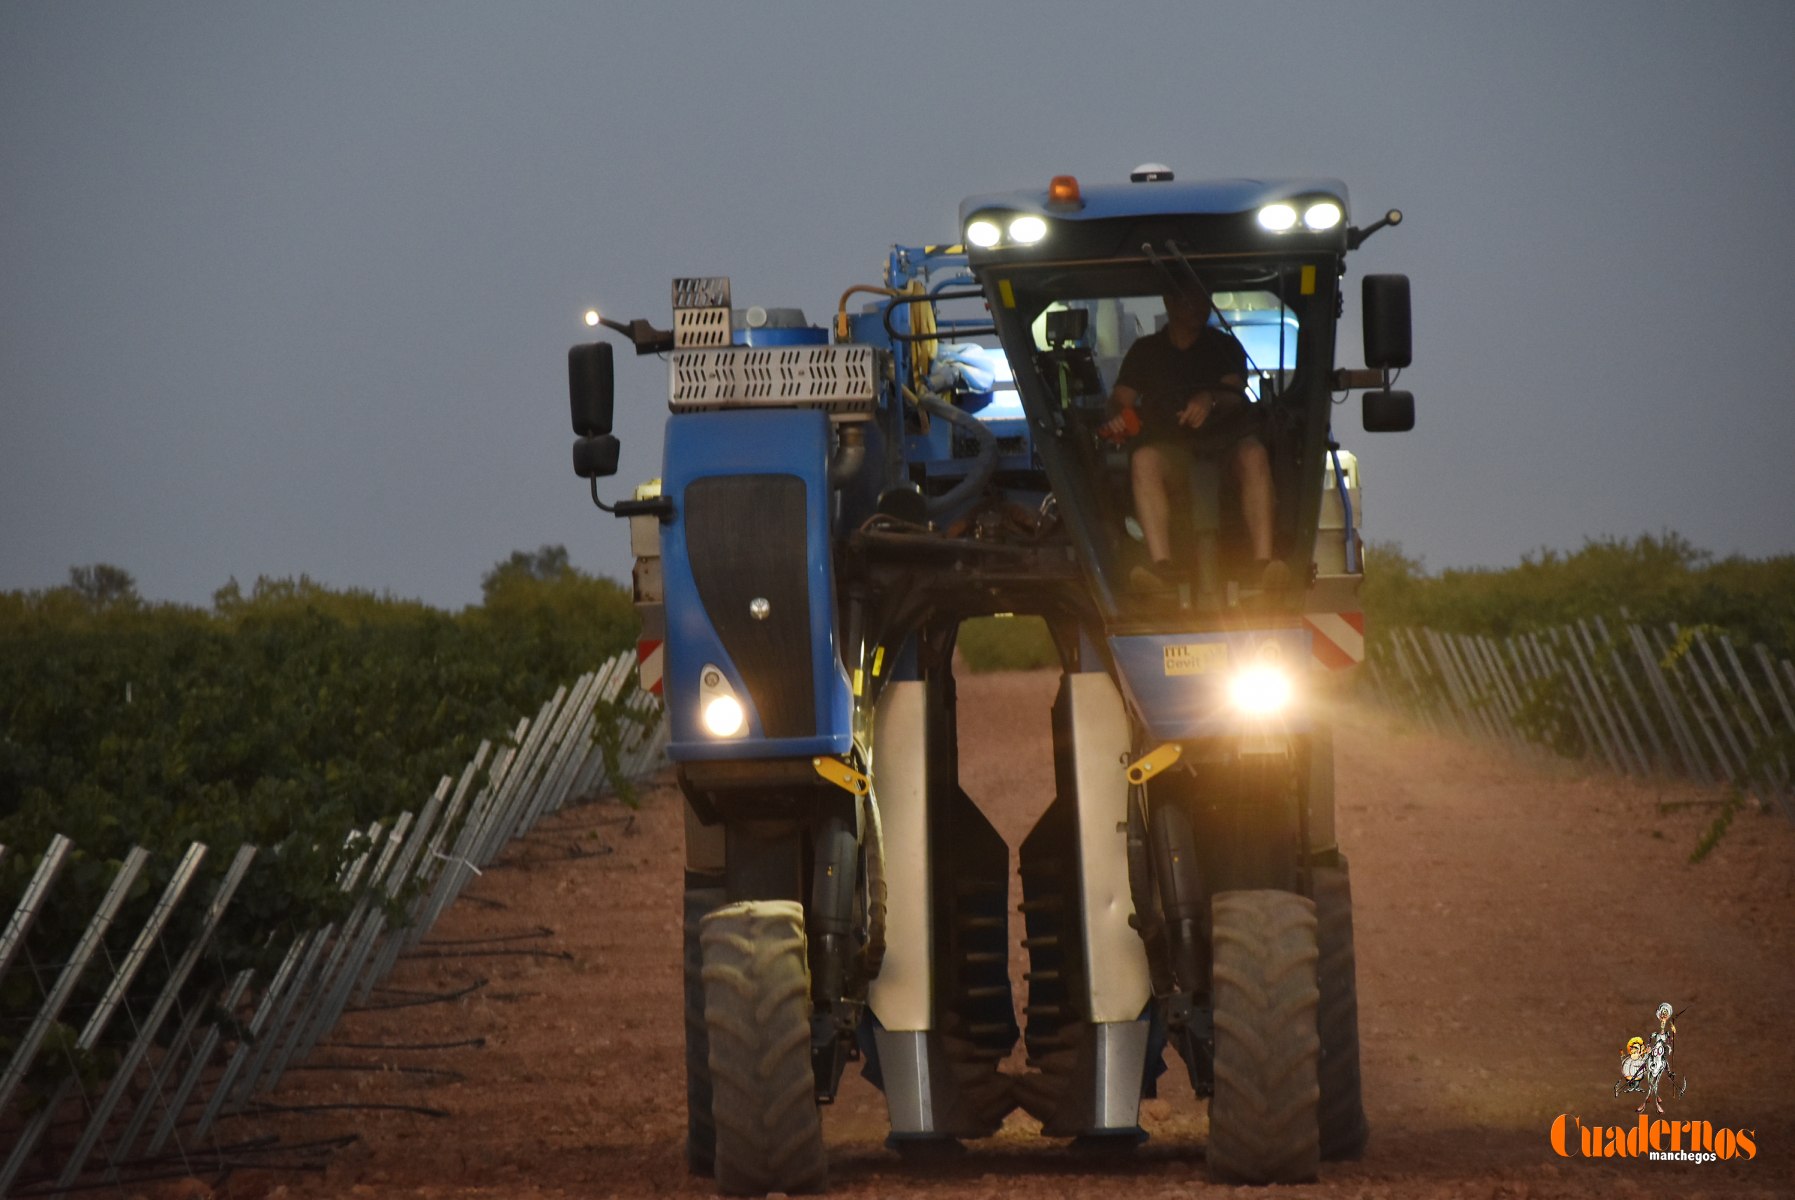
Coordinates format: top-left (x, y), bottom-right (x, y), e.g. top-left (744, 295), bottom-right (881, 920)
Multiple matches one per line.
top-left (1304, 611), bottom-right (1365, 671)
top-left (636, 638), bottom-right (664, 695)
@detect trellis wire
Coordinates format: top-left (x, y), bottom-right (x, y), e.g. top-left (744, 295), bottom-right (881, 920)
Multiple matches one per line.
top-left (0, 651), bottom-right (662, 1197)
top-left (1370, 618), bottom-right (1795, 821)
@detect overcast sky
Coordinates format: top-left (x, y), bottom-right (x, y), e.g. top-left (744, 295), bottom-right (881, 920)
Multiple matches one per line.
top-left (4, 1), bottom-right (1793, 609)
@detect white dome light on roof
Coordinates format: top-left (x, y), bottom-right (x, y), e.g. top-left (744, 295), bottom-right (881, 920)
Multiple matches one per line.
top-left (1130, 163), bottom-right (1174, 182)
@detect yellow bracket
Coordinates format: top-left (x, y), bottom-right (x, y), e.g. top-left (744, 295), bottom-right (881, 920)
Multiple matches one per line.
top-left (1126, 743), bottom-right (1182, 786)
top-left (813, 756), bottom-right (870, 796)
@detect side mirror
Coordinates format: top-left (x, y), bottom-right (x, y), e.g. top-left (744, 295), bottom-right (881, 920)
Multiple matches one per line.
top-left (568, 342), bottom-right (615, 436)
top-left (1362, 275), bottom-right (1412, 370)
top-left (573, 434), bottom-right (621, 479)
top-left (1363, 389), bottom-right (1415, 433)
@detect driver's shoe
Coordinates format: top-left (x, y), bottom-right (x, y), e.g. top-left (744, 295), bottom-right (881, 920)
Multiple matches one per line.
top-left (1129, 561), bottom-right (1179, 594)
top-left (1257, 558), bottom-right (1293, 594)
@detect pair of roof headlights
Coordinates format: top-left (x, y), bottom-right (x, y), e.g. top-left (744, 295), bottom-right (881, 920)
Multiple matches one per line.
top-left (1258, 200), bottom-right (1343, 232)
top-left (965, 214), bottom-right (1047, 249)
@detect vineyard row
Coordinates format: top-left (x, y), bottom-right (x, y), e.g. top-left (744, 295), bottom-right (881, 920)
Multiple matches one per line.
top-left (0, 652), bottom-right (665, 1197)
top-left (1368, 616), bottom-right (1795, 832)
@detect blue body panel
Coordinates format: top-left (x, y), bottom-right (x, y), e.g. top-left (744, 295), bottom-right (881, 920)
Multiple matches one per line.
top-left (1109, 628), bottom-right (1313, 741)
top-left (660, 409), bottom-right (854, 762)
top-left (736, 326), bottom-right (830, 347)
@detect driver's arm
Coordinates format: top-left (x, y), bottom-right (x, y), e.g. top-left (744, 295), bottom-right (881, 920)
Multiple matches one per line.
top-left (1177, 372), bottom-right (1249, 428)
top-left (1100, 382), bottom-right (1141, 437)
top-left (1193, 371), bottom-right (1247, 404)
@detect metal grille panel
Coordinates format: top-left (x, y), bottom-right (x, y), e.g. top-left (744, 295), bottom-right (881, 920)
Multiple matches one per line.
top-left (670, 345), bottom-right (878, 417)
top-left (673, 306), bottom-right (732, 348)
top-left (672, 276), bottom-right (731, 310)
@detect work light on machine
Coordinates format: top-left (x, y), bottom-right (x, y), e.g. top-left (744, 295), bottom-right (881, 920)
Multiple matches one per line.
top-left (698, 663), bottom-right (748, 738)
top-left (702, 695), bottom-right (745, 738)
top-left (965, 217), bottom-right (1002, 248)
top-left (1302, 200), bottom-right (1343, 230)
top-left (1228, 660), bottom-right (1295, 716)
top-left (1256, 203), bottom-right (1298, 232)
top-left (1008, 215), bottom-right (1048, 244)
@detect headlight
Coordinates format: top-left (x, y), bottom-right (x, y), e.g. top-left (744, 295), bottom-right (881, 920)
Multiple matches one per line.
top-left (1303, 201), bottom-right (1343, 231)
top-left (702, 695), bottom-right (745, 738)
top-left (1256, 203), bottom-right (1297, 232)
top-left (1008, 215), bottom-right (1047, 244)
top-left (965, 218), bottom-right (1001, 248)
top-left (1228, 662), bottom-right (1294, 716)
top-left (698, 663), bottom-right (747, 737)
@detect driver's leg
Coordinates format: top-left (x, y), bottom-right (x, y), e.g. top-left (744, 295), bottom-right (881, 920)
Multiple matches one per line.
top-left (1232, 436), bottom-right (1276, 562)
top-left (1131, 443), bottom-right (1178, 565)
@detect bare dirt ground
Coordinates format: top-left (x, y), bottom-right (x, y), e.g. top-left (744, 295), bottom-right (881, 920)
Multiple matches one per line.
top-left (223, 671), bottom-right (1795, 1200)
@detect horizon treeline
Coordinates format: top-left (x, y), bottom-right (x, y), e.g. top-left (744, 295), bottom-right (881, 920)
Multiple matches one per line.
top-left (0, 546), bottom-right (636, 844)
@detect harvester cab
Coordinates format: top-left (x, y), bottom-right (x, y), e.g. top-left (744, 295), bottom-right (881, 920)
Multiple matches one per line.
top-left (566, 168), bottom-right (1412, 1192)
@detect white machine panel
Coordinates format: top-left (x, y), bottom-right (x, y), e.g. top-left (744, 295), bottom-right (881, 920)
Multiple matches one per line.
top-left (672, 307), bottom-right (731, 349)
top-left (669, 345), bottom-right (879, 418)
top-left (1068, 672), bottom-right (1153, 1024)
top-left (866, 681), bottom-right (931, 1032)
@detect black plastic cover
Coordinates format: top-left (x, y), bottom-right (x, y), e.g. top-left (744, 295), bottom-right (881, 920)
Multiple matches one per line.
top-left (568, 342), bottom-right (615, 436)
top-left (1362, 275), bottom-right (1412, 369)
top-left (684, 474), bottom-right (815, 738)
top-left (572, 434), bottom-right (621, 478)
top-left (1363, 389), bottom-right (1415, 433)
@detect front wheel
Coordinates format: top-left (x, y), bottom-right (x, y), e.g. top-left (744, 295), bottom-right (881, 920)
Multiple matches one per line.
top-left (683, 884), bottom-right (726, 1175)
top-left (1313, 862), bottom-right (1368, 1159)
top-left (701, 900), bottom-right (828, 1195)
top-left (1207, 889), bottom-right (1321, 1185)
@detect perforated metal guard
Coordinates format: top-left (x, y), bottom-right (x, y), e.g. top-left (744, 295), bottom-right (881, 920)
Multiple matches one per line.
top-left (670, 345), bottom-right (879, 417)
top-left (673, 307), bottom-right (731, 348)
top-left (672, 277), bottom-right (731, 310)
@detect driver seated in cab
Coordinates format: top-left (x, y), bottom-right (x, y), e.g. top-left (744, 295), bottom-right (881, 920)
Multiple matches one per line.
top-left (1099, 286), bottom-right (1285, 594)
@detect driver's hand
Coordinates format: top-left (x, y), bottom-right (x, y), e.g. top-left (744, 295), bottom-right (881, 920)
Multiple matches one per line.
top-left (1177, 394), bottom-right (1216, 429)
top-left (1100, 406), bottom-right (1140, 442)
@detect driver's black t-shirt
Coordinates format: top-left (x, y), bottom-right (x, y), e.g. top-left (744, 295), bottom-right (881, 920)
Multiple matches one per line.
top-left (1115, 325), bottom-right (1256, 449)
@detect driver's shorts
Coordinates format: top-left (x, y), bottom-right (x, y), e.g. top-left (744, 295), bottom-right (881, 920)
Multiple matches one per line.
top-left (1134, 399), bottom-right (1265, 457)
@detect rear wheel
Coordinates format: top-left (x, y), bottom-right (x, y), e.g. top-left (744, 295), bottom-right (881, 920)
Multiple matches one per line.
top-left (1313, 861), bottom-right (1368, 1160)
top-left (701, 900), bottom-right (828, 1195)
top-left (1207, 889), bottom-right (1320, 1184)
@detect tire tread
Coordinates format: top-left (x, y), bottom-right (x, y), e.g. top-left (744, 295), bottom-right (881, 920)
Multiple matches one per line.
top-left (1207, 889), bottom-right (1321, 1185)
top-left (701, 900), bottom-right (828, 1195)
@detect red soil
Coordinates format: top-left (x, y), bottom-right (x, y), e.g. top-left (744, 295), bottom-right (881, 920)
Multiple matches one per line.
top-left (222, 671), bottom-right (1795, 1200)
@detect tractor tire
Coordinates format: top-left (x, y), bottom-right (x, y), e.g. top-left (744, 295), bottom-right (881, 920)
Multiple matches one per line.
top-left (1207, 889), bottom-right (1320, 1185)
top-left (683, 885), bottom-right (725, 1175)
top-left (701, 900), bottom-right (828, 1195)
top-left (1314, 861), bottom-right (1369, 1160)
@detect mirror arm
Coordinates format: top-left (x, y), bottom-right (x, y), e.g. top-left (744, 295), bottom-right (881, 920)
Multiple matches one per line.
top-left (1331, 367), bottom-right (1389, 391)
top-left (598, 315), bottom-right (675, 355)
top-left (1347, 208), bottom-right (1403, 251)
top-left (594, 487), bottom-right (676, 523)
